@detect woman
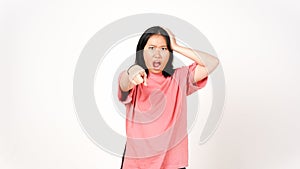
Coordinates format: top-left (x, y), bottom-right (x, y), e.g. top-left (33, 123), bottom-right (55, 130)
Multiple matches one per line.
top-left (118, 26), bottom-right (219, 169)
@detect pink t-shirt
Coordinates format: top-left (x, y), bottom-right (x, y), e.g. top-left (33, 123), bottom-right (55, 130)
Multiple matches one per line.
top-left (118, 62), bottom-right (208, 169)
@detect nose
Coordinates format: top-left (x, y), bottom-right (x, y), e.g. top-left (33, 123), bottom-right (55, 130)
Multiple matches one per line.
top-left (153, 49), bottom-right (161, 58)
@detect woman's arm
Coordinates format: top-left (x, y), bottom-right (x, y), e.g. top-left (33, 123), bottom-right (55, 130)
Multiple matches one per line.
top-left (165, 28), bottom-right (219, 83)
top-left (119, 71), bottom-right (135, 92)
top-left (174, 46), bottom-right (219, 82)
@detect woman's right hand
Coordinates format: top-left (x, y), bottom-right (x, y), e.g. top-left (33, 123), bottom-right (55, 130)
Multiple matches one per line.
top-left (127, 65), bottom-right (147, 86)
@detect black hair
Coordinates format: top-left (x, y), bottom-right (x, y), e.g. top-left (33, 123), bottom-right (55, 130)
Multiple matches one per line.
top-left (135, 26), bottom-right (175, 77)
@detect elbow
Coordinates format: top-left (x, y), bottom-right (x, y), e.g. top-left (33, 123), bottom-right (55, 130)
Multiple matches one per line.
top-left (207, 57), bottom-right (219, 74)
top-left (214, 57), bottom-right (220, 67)
top-left (213, 57), bottom-right (219, 70)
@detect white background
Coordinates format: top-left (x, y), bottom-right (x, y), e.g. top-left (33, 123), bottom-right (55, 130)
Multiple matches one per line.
top-left (1, 0), bottom-right (300, 168)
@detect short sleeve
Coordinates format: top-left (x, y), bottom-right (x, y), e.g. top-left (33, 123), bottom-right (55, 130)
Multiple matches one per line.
top-left (118, 71), bottom-right (135, 104)
top-left (186, 62), bottom-right (208, 95)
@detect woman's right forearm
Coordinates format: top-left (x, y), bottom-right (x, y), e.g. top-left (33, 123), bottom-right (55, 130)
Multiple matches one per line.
top-left (119, 71), bottom-right (135, 92)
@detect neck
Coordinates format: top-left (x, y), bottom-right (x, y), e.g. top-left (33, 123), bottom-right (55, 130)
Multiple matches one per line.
top-left (148, 70), bottom-right (163, 77)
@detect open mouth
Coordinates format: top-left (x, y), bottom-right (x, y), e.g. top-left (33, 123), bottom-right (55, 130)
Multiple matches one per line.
top-left (152, 61), bottom-right (161, 69)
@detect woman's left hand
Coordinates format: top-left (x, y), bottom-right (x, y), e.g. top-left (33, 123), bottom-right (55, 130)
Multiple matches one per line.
top-left (163, 27), bottom-right (178, 51)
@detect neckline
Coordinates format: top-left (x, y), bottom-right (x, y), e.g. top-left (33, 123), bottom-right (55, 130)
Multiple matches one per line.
top-left (148, 71), bottom-right (163, 78)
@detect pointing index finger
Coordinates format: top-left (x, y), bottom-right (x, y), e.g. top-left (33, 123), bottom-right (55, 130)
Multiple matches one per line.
top-left (142, 71), bottom-right (147, 86)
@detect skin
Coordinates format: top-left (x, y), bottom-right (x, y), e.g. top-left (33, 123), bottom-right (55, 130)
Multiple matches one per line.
top-left (119, 28), bottom-right (219, 92)
top-left (164, 28), bottom-right (219, 82)
top-left (143, 34), bottom-right (170, 74)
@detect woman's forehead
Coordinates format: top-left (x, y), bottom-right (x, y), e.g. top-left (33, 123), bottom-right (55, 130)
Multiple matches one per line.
top-left (146, 34), bottom-right (167, 46)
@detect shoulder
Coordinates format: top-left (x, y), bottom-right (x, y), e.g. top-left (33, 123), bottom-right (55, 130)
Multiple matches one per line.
top-left (172, 62), bottom-right (200, 81)
top-left (170, 65), bottom-right (188, 82)
top-left (173, 64), bottom-right (190, 76)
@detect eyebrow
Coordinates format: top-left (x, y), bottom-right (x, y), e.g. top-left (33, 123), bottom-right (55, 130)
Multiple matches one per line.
top-left (148, 44), bottom-right (167, 47)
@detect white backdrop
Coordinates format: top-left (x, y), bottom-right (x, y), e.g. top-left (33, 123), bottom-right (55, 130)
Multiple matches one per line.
top-left (1, 0), bottom-right (300, 168)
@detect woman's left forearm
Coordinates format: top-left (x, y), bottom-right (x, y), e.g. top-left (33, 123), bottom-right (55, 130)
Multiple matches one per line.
top-left (173, 45), bottom-right (219, 74)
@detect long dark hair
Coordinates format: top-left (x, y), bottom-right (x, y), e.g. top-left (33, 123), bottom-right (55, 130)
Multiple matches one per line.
top-left (135, 26), bottom-right (175, 77)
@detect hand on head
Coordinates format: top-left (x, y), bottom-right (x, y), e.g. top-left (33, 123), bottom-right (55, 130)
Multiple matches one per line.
top-left (162, 27), bottom-right (177, 50)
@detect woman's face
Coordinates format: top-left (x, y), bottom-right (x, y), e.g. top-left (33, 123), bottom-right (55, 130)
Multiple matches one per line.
top-left (143, 34), bottom-right (170, 74)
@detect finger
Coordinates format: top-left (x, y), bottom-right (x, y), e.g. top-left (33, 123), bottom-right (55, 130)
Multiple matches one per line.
top-left (130, 78), bottom-right (137, 85)
top-left (142, 72), bottom-right (147, 86)
top-left (134, 75), bottom-right (144, 84)
top-left (139, 70), bottom-right (145, 76)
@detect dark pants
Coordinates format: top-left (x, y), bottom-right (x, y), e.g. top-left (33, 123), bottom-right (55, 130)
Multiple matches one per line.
top-left (120, 145), bottom-right (186, 169)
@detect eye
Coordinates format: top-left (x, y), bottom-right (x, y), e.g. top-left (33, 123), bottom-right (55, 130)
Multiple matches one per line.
top-left (148, 46), bottom-right (154, 50)
top-left (161, 47), bottom-right (168, 51)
